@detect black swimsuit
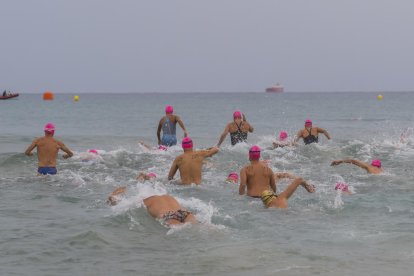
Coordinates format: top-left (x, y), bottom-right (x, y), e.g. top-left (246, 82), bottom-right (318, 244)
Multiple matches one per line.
top-left (303, 127), bottom-right (318, 144)
top-left (230, 122), bottom-right (248, 145)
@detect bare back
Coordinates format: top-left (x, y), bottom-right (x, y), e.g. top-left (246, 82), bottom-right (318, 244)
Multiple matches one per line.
top-left (169, 150), bottom-right (213, 185)
top-left (31, 137), bottom-right (63, 167)
top-left (240, 161), bottom-right (275, 196)
top-left (228, 121), bottom-right (252, 134)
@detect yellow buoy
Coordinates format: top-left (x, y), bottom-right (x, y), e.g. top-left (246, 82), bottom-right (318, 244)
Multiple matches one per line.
top-left (377, 94), bottom-right (383, 100)
top-left (74, 95), bottom-right (79, 102)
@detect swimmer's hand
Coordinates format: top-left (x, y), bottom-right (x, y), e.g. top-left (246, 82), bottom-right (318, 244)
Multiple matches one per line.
top-left (26, 152), bottom-right (33, 156)
top-left (184, 130), bottom-right (188, 137)
top-left (63, 154), bottom-right (71, 159)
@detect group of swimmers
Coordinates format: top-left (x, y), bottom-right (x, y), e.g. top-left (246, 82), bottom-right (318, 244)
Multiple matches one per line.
top-left (24, 105), bottom-right (384, 227)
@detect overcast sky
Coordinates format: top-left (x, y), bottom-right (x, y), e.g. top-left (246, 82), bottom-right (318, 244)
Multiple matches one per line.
top-left (1, 1), bottom-right (413, 93)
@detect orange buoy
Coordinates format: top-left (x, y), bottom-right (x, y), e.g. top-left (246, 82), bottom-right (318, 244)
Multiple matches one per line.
top-left (43, 91), bottom-right (54, 100)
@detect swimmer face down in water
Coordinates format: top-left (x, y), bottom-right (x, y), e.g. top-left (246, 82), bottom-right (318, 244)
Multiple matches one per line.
top-left (107, 187), bottom-right (197, 226)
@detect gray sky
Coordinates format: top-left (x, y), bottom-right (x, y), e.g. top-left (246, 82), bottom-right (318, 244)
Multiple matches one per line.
top-left (1, 0), bottom-right (414, 93)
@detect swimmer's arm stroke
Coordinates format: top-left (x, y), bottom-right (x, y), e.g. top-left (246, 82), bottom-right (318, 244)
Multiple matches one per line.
top-left (156, 118), bottom-right (164, 145)
top-left (331, 159), bottom-right (369, 171)
top-left (24, 139), bottom-right (38, 156)
top-left (243, 114), bottom-right (254, 132)
top-left (175, 115), bottom-right (188, 137)
top-left (239, 168), bottom-right (247, 195)
top-left (217, 124), bottom-right (230, 147)
top-left (293, 130), bottom-right (303, 143)
top-left (59, 141), bottom-right (73, 159)
top-left (168, 159), bottom-right (179, 181)
top-left (201, 147), bottom-right (219, 157)
top-left (317, 127), bottom-right (331, 140)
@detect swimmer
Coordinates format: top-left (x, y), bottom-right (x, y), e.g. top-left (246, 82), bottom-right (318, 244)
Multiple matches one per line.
top-left (157, 105), bottom-right (188, 147)
top-left (139, 140), bottom-right (168, 151)
top-left (334, 182), bottom-right (353, 195)
top-left (168, 137), bottom-right (219, 185)
top-left (294, 119), bottom-right (331, 145)
top-left (216, 111), bottom-right (254, 147)
top-left (136, 172), bottom-right (157, 182)
top-left (239, 145), bottom-right (276, 197)
top-left (331, 159), bottom-right (383, 174)
top-left (226, 172), bottom-right (239, 184)
top-left (107, 187), bottom-right (196, 226)
top-left (80, 149), bottom-right (103, 162)
top-left (261, 177), bottom-right (315, 209)
top-left (271, 131), bottom-right (295, 149)
top-left (25, 123), bottom-right (73, 175)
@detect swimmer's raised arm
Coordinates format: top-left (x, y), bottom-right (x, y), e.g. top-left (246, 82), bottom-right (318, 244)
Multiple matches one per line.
top-left (317, 127), bottom-right (331, 140)
top-left (107, 186), bottom-right (127, 206)
top-left (331, 159), bottom-right (369, 171)
top-left (217, 124), bottom-right (230, 147)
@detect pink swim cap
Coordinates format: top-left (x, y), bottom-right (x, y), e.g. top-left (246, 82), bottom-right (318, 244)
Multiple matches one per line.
top-left (158, 145), bottom-right (168, 151)
top-left (165, 105), bottom-right (173, 114)
top-left (249, 145), bottom-right (261, 160)
top-left (233, 110), bottom-right (242, 119)
top-left (182, 137), bottom-right (193, 149)
top-left (147, 172), bottom-right (157, 178)
top-left (335, 182), bottom-right (349, 192)
top-left (88, 149), bottom-right (98, 155)
top-left (44, 123), bottom-right (55, 134)
top-left (228, 172), bottom-right (238, 181)
top-left (371, 159), bottom-right (381, 168)
top-left (305, 119), bottom-right (312, 126)
top-left (279, 131), bottom-right (288, 140)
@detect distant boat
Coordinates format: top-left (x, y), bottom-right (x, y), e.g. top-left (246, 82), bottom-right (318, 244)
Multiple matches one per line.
top-left (0, 93), bottom-right (19, 100)
top-left (265, 83), bottom-right (284, 93)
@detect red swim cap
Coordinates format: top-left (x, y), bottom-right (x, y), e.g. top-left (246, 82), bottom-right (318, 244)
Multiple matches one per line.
top-left (165, 105), bottom-right (173, 114)
top-left (371, 159), bottom-right (381, 168)
top-left (233, 111), bottom-right (242, 119)
top-left (305, 119), bottom-right (312, 126)
top-left (182, 137), bottom-right (193, 149)
top-left (44, 123), bottom-right (55, 134)
top-left (249, 145), bottom-right (261, 160)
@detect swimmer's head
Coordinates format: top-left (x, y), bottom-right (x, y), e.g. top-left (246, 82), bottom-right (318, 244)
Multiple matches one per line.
top-left (249, 145), bottom-right (261, 160)
top-left (227, 172), bottom-right (238, 182)
top-left (147, 172), bottom-right (157, 179)
top-left (371, 159), bottom-right (381, 168)
top-left (233, 110), bottom-right (242, 120)
top-left (44, 123), bottom-right (55, 135)
top-left (88, 149), bottom-right (98, 155)
top-left (305, 119), bottom-right (312, 127)
top-left (158, 145), bottom-right (168, 151)
top-left (279, 131), bottom-right (288, 141)
top-left (335, 182), bottom-right (349, 192)
top-left (182, 137), bottom-right (193, 149)
top-left (261, 190), bottom-right (276, 207)
top-left (165, 105), bottom-right (173, 114)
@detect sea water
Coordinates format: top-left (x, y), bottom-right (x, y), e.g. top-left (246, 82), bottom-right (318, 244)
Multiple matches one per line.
top-left (1, 92), bottom-right (414, 275)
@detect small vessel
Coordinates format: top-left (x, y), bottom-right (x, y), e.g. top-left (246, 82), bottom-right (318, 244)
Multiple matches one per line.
top-left (0, 93), bottom-right (19, 100)
top-left (265, 83), bottom-right (284, 93)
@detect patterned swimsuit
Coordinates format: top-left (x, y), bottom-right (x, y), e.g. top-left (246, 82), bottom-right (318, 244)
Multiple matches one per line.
top-left (230, 122), bottom-right (248, 145)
